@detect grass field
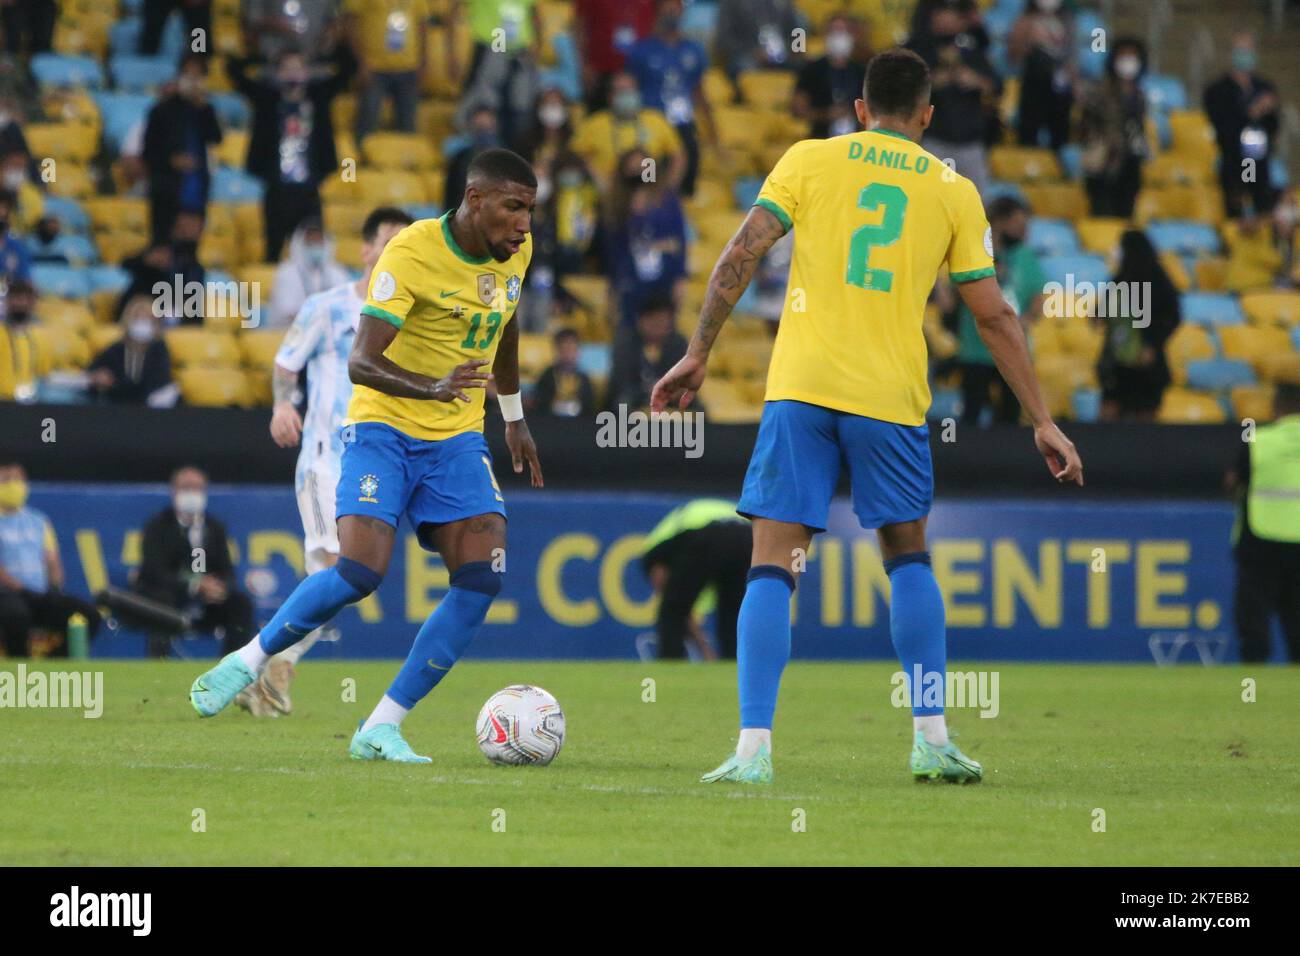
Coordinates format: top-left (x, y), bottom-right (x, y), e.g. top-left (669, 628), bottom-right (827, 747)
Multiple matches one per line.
top-left (2, 660), bottom-right (1297, 866)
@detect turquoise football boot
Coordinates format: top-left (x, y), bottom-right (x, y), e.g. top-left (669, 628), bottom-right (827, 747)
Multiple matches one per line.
top-left (190, 652), bottom-right (257, 718)
top-left (701, 742), bottom-right (773, 784)
top-left (349, 721), bottom-right (432, 764)
top-left (910, 731), bottom-right (983, 783)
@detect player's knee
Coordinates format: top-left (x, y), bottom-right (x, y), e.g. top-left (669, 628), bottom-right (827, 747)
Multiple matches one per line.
top-left (450, 560), bottom-right (503, 598)
top-left (335, 556), bottom-right (383, 599)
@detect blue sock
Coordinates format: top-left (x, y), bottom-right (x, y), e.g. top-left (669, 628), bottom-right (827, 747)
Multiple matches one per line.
top-left (257, 557), bottom-right (381, 655)
top-left (737, 565), bottom-right (795, 729)
top-left (885, 552), bottom-right (946, 717)
top-left (386, 561), bottom-right (501, 709)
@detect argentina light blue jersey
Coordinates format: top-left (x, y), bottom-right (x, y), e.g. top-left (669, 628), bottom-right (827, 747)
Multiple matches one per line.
top-left (274, 281), bottom-right (364, 478)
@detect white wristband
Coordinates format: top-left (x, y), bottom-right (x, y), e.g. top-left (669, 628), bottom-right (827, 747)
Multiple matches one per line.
top-left (498, 391), bottom-right (524, 422)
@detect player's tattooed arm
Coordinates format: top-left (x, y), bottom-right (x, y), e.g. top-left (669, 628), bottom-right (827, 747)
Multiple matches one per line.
top-left (269, 363), bottom-right (304, 447)
top-left (349, 315), bottom-right (492, 401)
top-left (690, 204), bottom-right (787, 358)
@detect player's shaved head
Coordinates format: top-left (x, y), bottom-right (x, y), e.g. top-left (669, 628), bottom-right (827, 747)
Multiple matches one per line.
top-left (466, 148), bottom-right (538, 193)
top-left (863, 48), bottom-right (931, 120)
top-left (460, 148), bottom-right (536, 262)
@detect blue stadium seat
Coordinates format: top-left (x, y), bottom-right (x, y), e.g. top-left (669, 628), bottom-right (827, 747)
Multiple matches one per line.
top-left (1147, 220), bottom-right (1220, 257)
top-left (983, 180), bottom-right (1026, 204)
top-left (1075, 42), bottom-right (1106, 81)
top-left (927, 388), bottom-right (962, 423)
top-left (1142, 74), bottom-right (1188, 113)
top-left (578, 343), bottom-right (611, 378)
top-left (1184, 358), bottom-right (1256, 390)
top-left (41, 196), bottom-right (91, 235)
top-left (1028, 218), bottom-right (1080, 258)
top-left (1270, 157), bottom-right (1289, 190)
top-left (30, 234), bottom-right (99, 266)
top-left (1057, 143), bottom-right (1083, 181)
top-left (541, 33), bottom-right (582, 102)
top-left (210, 168), bottom-right (265, 203)
top-left (31, 54), bottom-right (105, 90)
top-left (110, 17), bottom-right (142, 55)
top-left (1072, 388), bottom-right (1102, 423)
top-left (405, 203), bottom-right (442, 222)
top-left (211, 93), bottom-right (252, 129)
top-left (32, 263), bottom-right (91, 298)
top-left (95, 92), bottom-right (155, 153)
top-left (110, 55), bottom-right (177, 94)
top-left (732, 176), bottom-right (762, 210)
top-left (1039, 254), bottom-right (1110, 289)
top-left (87, 265), bottom-right (131, 293)
top-left (1291, 326), bottom-right (1300, 352)
top-left (1181, 292), bottom-right (1245, 327)
top-left (681, 1), bottom-right (719, 47)
top-left (983, 2), bottom-right (1019, 40)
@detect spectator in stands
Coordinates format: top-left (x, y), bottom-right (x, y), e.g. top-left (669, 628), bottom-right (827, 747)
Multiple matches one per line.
top-left (136, 466), bottom-right (253, 657)
top-left (1079, 36), bottom-right (1148, 219)
top-left (0, 95), bottom-right (28, 160)
top-left (909, 0), bottom-right (999, 197)
top-left (453, 0), bottom-right (542, 151)
top-left (909, 0), bottom-right (990, 54)
top-left (605, 147), bottom-right (687, 329)
top-left (713, 0), bottom-right (802, 82)
top-left (242, 0), bottom-right (342, 64)
top-left (530, 328), bottom-right (596, 417)
top-left (0, 188), bottom-right (31, 285)
top-left (1097, 230), bottom-right (1181, 421)
top-left (1225, 193), bottom-right (1295, 293)
top-left (142, 0), bottom-right (213, 56)
top-left (0, 462), bottom-right (102, 658)
top-left (1203, 31), bottom-right (1280, 218)
top-left (3, 273), bottom-right (32, 323)
top-left (444, 105), bottom-right (503, 212)
top-left (573, 0), bottom-right (657, 110)
top-left (1227, 382), bottom-right (1300, 663)
top-left (0, 278), bottom-right (36, 400)
top-left (229, 47), bottom-right (352, 261)
top-left (26, 215), bottom-right (67, 265)
top-left (1008, 0), bottom-right (1074, 151)
top-left (267, 217), bottom-right (350, 328)
top-left (572, 72), bottom-right (685, 192)
top-left (608, 293), bottom-right (687, 410)
top-left (346, 0), bottom-right (428, 140)
top-left (625, 0), bottom-right (714, 197)
top-left (794, 14), bottom-right (867, 140)
top-left (1, 146), bottom-right (42, 232)
top-left (949, 196), bottom-right (1044, 425)
top-left (143, 54), bottom-right (222, 245)
top-left (0, 0), bottom-right (55, 56)
top-left (117, 239), bottom-right (186, 324)
top-left (117, 117), bottom-right (149, 196)
top-left (87, 295), bottom-right (179, 408)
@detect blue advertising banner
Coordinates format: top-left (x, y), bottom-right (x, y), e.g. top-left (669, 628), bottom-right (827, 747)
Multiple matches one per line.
top-left (26, 484), bottom-right (1248, 662)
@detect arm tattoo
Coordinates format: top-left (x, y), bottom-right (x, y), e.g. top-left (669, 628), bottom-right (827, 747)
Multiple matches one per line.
top-left (690, 206), bottom-right (786, 356)
top-left (272, 365), bottom-right (298, 405)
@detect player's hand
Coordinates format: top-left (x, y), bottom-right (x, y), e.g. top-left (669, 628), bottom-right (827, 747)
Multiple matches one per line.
top-left (269, 401), bottom-right (303, 447)
top-left (1034, 421), bottom-right (1084, 486)
top-left (432, 358), bottom-right (492, 403)
top-left (505, 419), bottom-right (544, 488)
top-left (650, 351), bottom-right (707, 412)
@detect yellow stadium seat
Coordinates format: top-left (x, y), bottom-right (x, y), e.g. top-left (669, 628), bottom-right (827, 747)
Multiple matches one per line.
top-left (715, 337), bottom-right (772, 380)
top-left (29, 324), bottom-right (90, 370)
top-left (1142, 151), bottom-right (1215, 188)
top-left (47, 164), bottom-right (96, 199)
top-left (1075, 217), bottom-right (1128, 255)
top-left (416, 100), bottom-right (457, 142)
top-left (323, 201), bottom-right (372, 237)
top-left (165, 328), bottom-right (241, 368)
top-left (86, 324), bottom-right (122, 355)
top-left (214, 129), bottom-right (249, 168)
top-left (1219, 325), bottom-right (1292, 371)
top-left (1230, 385), bottom-right (1275, 422)
top-left (738, 70), bottom-right (798, 109)
top-left (358, 170), bottom-right (430, 205)
top-left (236, 265), bottom-right (277, 303)
top-left (25, 123), bottom-right (99, 164)
top-left (95, 231), bottom-right (148, 265)
top-left (199, 231), bottom-right (240, 270)
top-left (711, 106), bottom-right (770, 154)
top-left (89, 290), bottom-right (122, 324)
top-left (362, 132), bottom-right (439, 171)
top-left (1134, 186), bottom-right (1225, 225)
top-left (518, 333), bottom-right (552, 379)
top-left (423, 169), bottom-right (446, 206)
top-left (245, 368), bottom-right (273, 406)
top-left (1256, 352), bottom-right (1300, 385)
top-left (560, 274), bottom-right (610, 320)
top-left (1021, 182), bottom-right (1088, 221)
top-left (41, 89), bottom-right (102, 128)
top-left (1195, 256), bottom-right (1228, 291)
top-left (1166, 324), bottom-right (1216, 384)
top-left (1157, 387), bottom-right (1227, 423)
top-left (35, 299), bottom-right (95, 333)
top-left (1056, 319), bottom-right (1104, 361)
top-left (177, 367), bottom-right (253, 408)
top-left (988, 146), bottom-right (1062, 183)
top-left (85, 196), bottom-right (149, 235)
top-left (699, 379), bottom-right (762, 424)
top-left (1168, 110), bottom-right (1216, 156)
top-left (334, 236), bottom-right (363, 269)
top-left (240, 330), bottom-right (284, 370)
top-left (1030, 321), bottom-right (1064, 359)
top-left (693, 209), bottom-right (746, 248)
top-left (1240, 291), bottom-right (1300, 326)
top-left (702, 68), bottom-right (735, 109)
top-left (1160, 252), bottom-right (1191, 293)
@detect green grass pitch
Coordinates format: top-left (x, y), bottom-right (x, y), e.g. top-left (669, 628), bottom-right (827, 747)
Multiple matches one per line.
top-left (2, 660), bottom-right (1297, 866)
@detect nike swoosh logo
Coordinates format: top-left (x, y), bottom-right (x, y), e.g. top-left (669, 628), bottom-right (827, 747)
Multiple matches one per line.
top-left (426, 660), bottom-right (450, 671)
top-left (489, 714), bottom-right (507, 744)
top-left (439, 289), bottom-right (462, 297)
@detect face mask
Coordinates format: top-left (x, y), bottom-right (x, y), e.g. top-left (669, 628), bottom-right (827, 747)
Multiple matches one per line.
top-left (826, 31), bottom-right (854, 59)
top-left (1037, 0), bottom-right (1061, 12)
top-left (1001, 231), bottom-right (1025, 248)
top-left (178, 76), bottom-right (202, 97)
top-left (1114, 56), bottom-right (1141, 81)
top-left (128, 318), bottom-right (155, 342)
top-left (303, 244), bottom-right (326, 268)
top-left (557, 168), bottom-right (584, 189)
top-left (538, 103), bottom-right (567, 129)
top-left (3, 169), bottom-right (24, 190)
top-left (174, 490), bottom-right (207, 516)
top-left (612, 90), bottom-right (641, 118)
top-left (1232, 49), bottom-right (1256, 72)
top-left (534, 175), bottom-right (553, 203)
top-left (0, 479), bottom-right (28, 510)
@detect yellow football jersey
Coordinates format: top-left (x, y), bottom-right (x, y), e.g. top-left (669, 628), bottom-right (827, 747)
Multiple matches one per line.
top-left (348, 214), bottom-right (533, 441)
top-left (754, 128), bottom-right (994, 426)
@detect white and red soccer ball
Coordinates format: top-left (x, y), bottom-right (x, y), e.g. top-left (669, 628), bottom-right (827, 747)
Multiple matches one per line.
top-left (476, 685), bottom-right (566, 766)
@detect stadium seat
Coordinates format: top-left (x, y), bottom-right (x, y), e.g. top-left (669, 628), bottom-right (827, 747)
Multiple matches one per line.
top-left (712, 106), bottom-right (770, 154)
top-left (165, 329), bottom-right (241, 368)
top-left (210, 92), bottom-right (252, 129)
top-left (1147, 220), bottom-right (1219, 257)
top-left (737, 70), bottom-right (797, 109)
top-left (1027, 219), bottom-right (1080, 258)
top-left (362, 132), bottom-right (440, 171)
top-left (213, 129), bottom-right (249, 169)
top-left (353, 170), bottom-right (429, 206)
top-left (1157, 387), bottom-right (1227, 423)
top-left (109, 16), bottom-right (143, 54)
top-left (1160, 252), bottom-right (1191, 293)
top-left (1168, 110), bottom-right (1215, 156)
top-left (1218, 325), bottom-right (1292, 372)
top-left (1134, 185), bottom-right (1224, 226)
top-left (1038, 254), bottom-right (1109, 289)
top-left (1240, 291), bottom-right (1300, 327)
top-left (46, 163), bottom-right (98, 199)
top-left (236, 265), bottom-right (277, 303)
top-left (1181, 292), bottom-right (1244, 327)
top-left (41, 196), bottom-right (92, 235)
top-left (32, 264), bottom-right (91, 299)
top-left (29, 324), bottom-right (91, 370)
top-left (1256, 352), bottom-right (1300, 385)
top-left (517, 333), bottom-right (552, 380)
top-left (36, 298), bottom-right (96, 332)
top-left (36, 233), bottom-right (100, 267)
top-left (1055, 319), bottom-right (1104, 361)
top-left (988, 147), bottom-right (1062, 183)
top-left (1141, 74), bottom-right (1189, 112)
top-left (176, 367), bottom-right (253, 408)
top-left (239, 330), bottom-right (284, 370)
top-left (1194, 256), bottom-right (1228, 292)
top-left (1021, 182), bottom-right (1088, 221)
top-left (109, 54), bottom-right (176, 93)
top-left (210, 168), bottom-right (266, 204)
top-left (983, 180), bottom-right (1026, 204)
top-left (1184, 358), bottom-right (1256, 391)
top-left (24, 123), bottom-right (99, 164)
top-left (31, 53), bottom-right (105, 89)
top-left (1143, 152), bottom-right (1215, 188)
top-left (86, 324), bottom-right (122, 355)
top-left (93, 92), bottom-right (154, 153)
top-left (1166, 324), bottom-right (1217, 383)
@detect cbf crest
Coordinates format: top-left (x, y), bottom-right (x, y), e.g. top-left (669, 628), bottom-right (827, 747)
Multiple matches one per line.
top-left (358, 473), bottom-right (379, 503)
top-left (505, 274), bottom-right (521, 303)
top-left (477, 273), bottom-right (497, 305)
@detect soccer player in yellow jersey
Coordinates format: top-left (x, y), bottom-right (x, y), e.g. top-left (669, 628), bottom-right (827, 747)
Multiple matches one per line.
top-left (190, 149), bottom-right (544, 763)
top-left (653, 49), bottom-right (1084, 785)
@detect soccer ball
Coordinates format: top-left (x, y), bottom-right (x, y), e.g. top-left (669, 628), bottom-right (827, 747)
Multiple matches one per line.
top-left (476, 685), bottom-right (566, 766)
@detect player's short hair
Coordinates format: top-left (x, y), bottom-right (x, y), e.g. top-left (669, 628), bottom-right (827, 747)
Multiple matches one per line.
top-left (638, 293), bottom-right (675, 318)
top-left (466, 148), bottom-right (538, 192)
top-left (986, 195), bottom-right (1029, 223)
top-left (863, 48), bottom-right (931, 119)
top-left (361, 206), bottom-right (414, 242)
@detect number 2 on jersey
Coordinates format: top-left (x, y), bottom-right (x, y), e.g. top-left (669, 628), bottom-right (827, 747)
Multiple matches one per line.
top-left (846, 183), bottom-right (907, 292)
